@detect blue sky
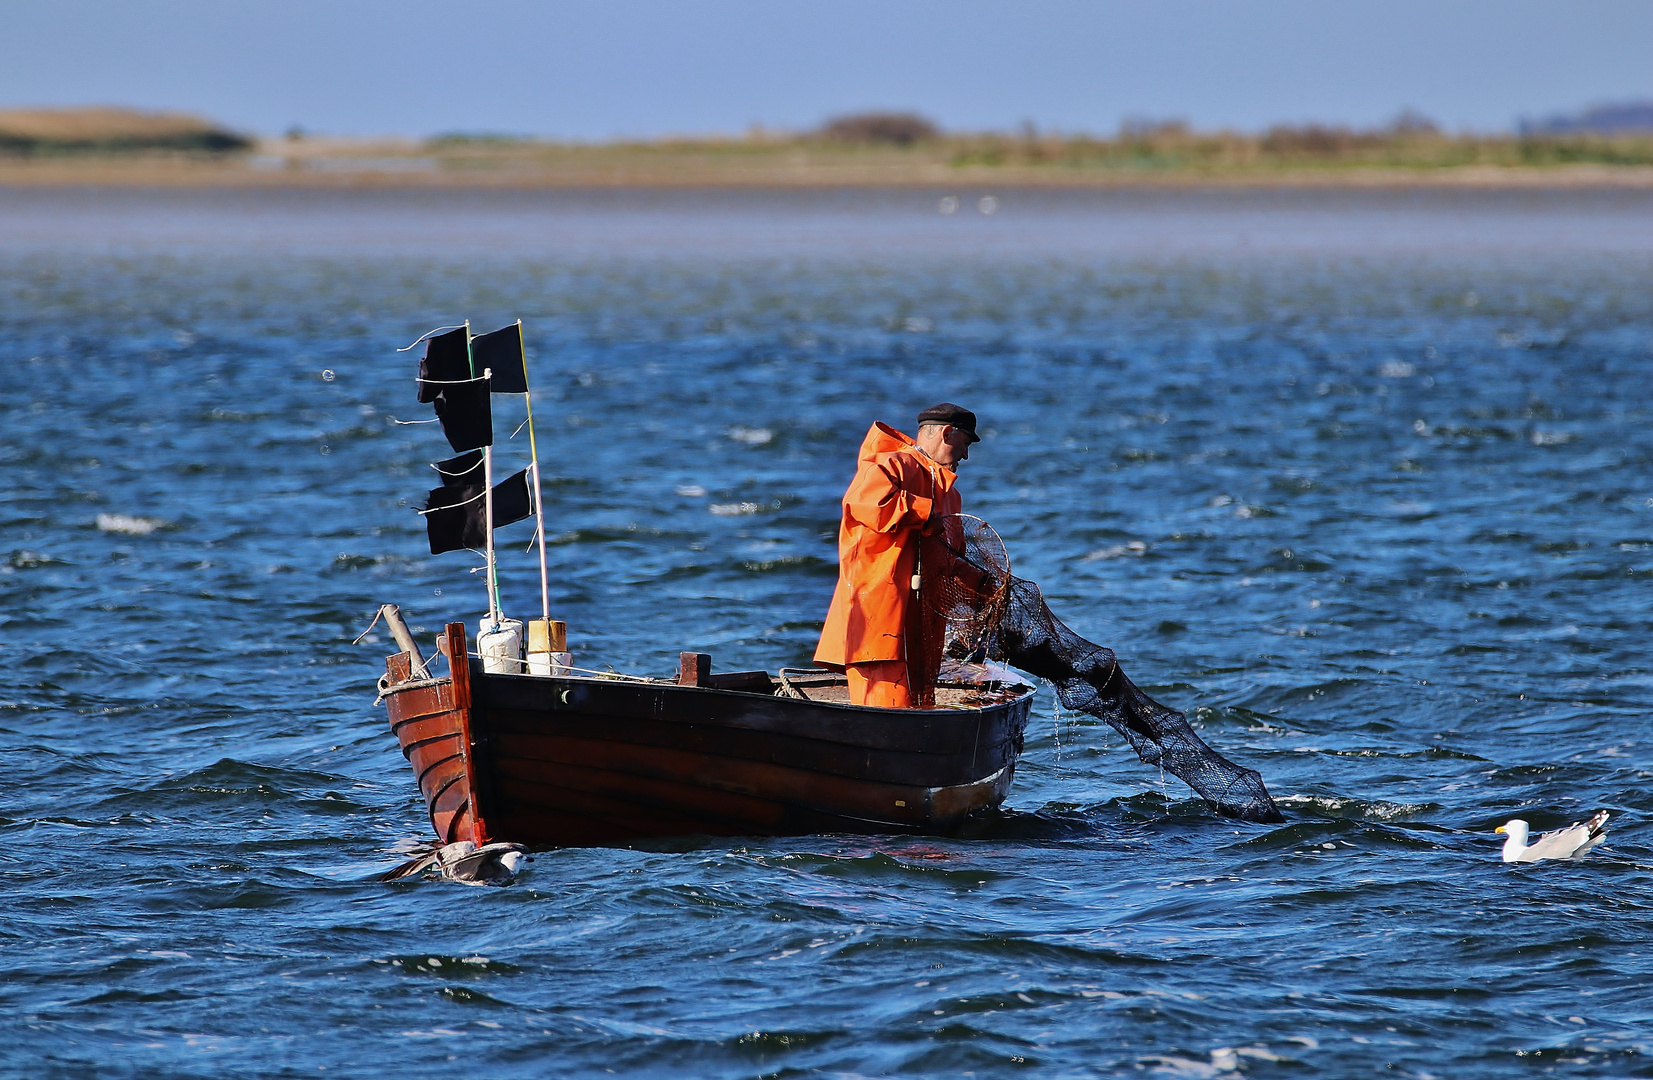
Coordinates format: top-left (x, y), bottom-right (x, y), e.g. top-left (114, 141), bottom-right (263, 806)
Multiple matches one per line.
top-left (3, 1), bottom-right (1649, 138)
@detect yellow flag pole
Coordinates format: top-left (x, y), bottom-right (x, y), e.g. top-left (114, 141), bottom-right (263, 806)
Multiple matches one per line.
top-left (520, 319), bottom-right (550, 622)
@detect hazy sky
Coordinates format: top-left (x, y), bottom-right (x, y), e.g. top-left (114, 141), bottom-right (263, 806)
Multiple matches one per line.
top-left (3, 1), bottom-right (1649, 139)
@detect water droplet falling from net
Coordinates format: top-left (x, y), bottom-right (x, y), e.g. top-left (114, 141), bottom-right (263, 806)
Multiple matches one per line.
top-left (918, 515), bottom-right (1283, 823)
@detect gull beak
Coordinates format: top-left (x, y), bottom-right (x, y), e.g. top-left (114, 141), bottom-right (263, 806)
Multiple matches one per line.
top-left (1494, 825), bottom-right (1507, 834)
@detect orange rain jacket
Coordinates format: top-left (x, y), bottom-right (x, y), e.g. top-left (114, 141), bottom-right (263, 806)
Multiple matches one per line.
top-left (814, 422), bottom-right (962, 669)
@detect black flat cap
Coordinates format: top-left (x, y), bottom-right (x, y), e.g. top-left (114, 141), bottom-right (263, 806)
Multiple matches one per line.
top-left (916, 402), bottom-right (980, 443)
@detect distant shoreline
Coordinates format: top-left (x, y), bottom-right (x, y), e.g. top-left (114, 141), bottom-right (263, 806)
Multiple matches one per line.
top-left (4, 158), bottom-right (1653, 190)
top-left (8, 108), bottom-right (1653, 190)
top-left (3, 135), bottom-right (1653, 192)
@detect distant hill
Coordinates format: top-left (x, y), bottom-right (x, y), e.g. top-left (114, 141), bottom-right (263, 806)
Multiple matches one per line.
top-left (1521, 101), bottom-right (1653, 136)
top-left (0, 107), bottom-right (250, 153)
top-left (817, 112), bottom-right (940, 146)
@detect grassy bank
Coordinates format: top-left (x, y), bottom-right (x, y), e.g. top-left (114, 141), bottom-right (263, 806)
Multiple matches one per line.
top-left (3, 109), bottom-right (1653, 188)
top-left (0, 106), bottom-right (250, 154)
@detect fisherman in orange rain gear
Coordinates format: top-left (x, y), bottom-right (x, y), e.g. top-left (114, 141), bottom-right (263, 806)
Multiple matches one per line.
top-left (814, 403), bottom-right (982, 708)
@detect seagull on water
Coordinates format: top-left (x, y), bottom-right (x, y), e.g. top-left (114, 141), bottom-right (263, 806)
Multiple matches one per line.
top-left (1495, 810), bottom-right (1610, 863)
top-left (381, 840), bottom-right (529, 885)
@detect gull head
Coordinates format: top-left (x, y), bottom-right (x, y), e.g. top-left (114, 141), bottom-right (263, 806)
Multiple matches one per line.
top-left (1495, 819), bottom-right (1530, 862)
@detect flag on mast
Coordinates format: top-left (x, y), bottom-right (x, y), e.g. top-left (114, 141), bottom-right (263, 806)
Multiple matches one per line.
top-left (432, 379), bottom-right (492, 452)
top-left (410, 319), bottom-right (549, 621)
top-left (417, 327), bottom-right (471, 403)
top-left (422, 469), bottom-right (535, 555)
top-left (472, 319), bottom-right (550, 621)
top-left (470, 322), bottom-right (528, 394)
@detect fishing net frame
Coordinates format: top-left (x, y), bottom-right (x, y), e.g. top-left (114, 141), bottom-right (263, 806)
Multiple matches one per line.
top-left (914, 514), bottom-right (1284, 823)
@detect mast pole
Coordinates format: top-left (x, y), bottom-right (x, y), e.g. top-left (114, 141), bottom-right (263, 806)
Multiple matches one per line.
top-left (519, 319), bottom-right (551, 622)
top-left (466, 320), bottom-right (501, 625)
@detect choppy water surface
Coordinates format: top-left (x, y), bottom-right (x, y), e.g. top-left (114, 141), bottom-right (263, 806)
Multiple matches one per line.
top-left (4, 187), bottom-right (1653, 1078)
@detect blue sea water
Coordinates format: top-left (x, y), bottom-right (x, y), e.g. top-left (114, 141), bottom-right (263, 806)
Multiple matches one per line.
top-left (3, 185), bottom-right (1653, 1078)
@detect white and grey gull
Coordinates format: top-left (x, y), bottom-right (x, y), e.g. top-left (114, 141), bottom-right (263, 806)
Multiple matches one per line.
top-left (382, 840), bottom-right (529, 885)
top-left (1494, 810), bottom-right (1609, 863)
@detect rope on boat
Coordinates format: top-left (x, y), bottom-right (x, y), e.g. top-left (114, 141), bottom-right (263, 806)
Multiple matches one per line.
top-left (776, 667), bottom-right (835, 700)
top-left (775, 670), bottom-right (808, 700)
top-left (462, 650), bottom-right (668, 684)
top-left (352, 606), bottom-right (386, 645)
top-left (373, 669), bottom-right (444, 705)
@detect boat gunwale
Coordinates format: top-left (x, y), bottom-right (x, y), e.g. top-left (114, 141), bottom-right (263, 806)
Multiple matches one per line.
top-left (383, 663), bottom-right (1037, 718)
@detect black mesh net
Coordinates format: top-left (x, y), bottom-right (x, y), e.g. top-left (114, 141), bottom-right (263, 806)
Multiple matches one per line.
top-left (920, 515), bottom-right (1284, 823)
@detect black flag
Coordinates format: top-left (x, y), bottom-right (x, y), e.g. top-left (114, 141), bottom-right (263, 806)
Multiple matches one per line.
top-left (490, 468), bottom-right (534, 529)
top-left (423, 482), bottom-right (486, 554)
top-left (418, 327), bottom-right (471, 404)
top-left (423, 469), bottom-right (536, 555)
top-left (471, 322), bottom-right (527, 394)
top-left (433, 380), bottom-right (492, 452)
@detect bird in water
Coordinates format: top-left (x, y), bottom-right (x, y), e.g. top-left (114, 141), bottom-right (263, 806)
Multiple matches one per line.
top-left (382, 840), bottom-right (529, 885)
top-left (1494, 810), bottom-right (1610, 863)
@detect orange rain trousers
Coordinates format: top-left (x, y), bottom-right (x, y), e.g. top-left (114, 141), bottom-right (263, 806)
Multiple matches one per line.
top-left (847, 660), bottom-right (913, 709)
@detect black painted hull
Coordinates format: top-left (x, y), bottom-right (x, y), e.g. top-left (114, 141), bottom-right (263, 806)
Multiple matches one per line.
top-left (382, 624), bottom-right (1035, 847)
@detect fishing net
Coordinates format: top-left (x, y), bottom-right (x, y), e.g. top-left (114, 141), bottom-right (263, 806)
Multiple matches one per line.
top-left (917, 515), bottom-right (1284, 823)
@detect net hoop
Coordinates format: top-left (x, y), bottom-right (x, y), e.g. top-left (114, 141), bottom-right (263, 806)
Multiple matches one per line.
top-left (921, 513), bottom-right (1011, 626)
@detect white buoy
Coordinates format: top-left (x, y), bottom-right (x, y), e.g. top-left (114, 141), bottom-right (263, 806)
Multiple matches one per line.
top-left (478, 615), bottom-right (524, 674)
top-left (528, 650), bottom-right (573, 676)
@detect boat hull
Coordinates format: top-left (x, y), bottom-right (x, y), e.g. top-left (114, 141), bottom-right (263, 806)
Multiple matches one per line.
top-left (382, 624), bottom-right (1034, 847)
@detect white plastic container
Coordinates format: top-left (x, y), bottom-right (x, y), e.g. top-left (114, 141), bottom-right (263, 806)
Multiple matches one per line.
top-left (527, 650), bottom-right (573, 677)
top-left (477, 616), bottom-right (524, 674)
top-left (526, 618), bottom-right (572, 677)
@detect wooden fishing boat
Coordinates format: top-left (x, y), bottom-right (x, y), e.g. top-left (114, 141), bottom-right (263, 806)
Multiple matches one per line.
top-left (380, 623), bottom-right (1036, 847)
top-left (372, 317), bottom-right (1283, 842)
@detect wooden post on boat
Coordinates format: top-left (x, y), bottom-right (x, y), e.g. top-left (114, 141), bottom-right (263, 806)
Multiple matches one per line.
top-left (678, 652), bottom-right (712, 687)
top-left (380, 603), bottom-right (428, 679)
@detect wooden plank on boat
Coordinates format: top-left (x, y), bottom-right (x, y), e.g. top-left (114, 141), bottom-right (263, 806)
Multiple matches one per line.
top-left (385, 682), bottom-right (454, 725)
top-left (494, 765), bottom-right (774, 836)
top-left (678, 652), bottom-right (712, 687)
top-left (492, 756), bottom-right (1002, 841)
top-left (484, 731), bottom-right (936, 827)
top-left (415, 750), bottom-right (466, 801)
top-left (475, 674), bottom-right (1006, 754)
top-left (481, 803), bottom-right (675, 847)
top-left (385, 651), bottom-right (413, 686)
top-left (391, 714), bottom-right (467, 755)
top-left (488, 712), bottom-right (1011, 788)
top-left (494, 755), bottom-right (789, 828)
top-left (707, 670), bottom-right (773, 693)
